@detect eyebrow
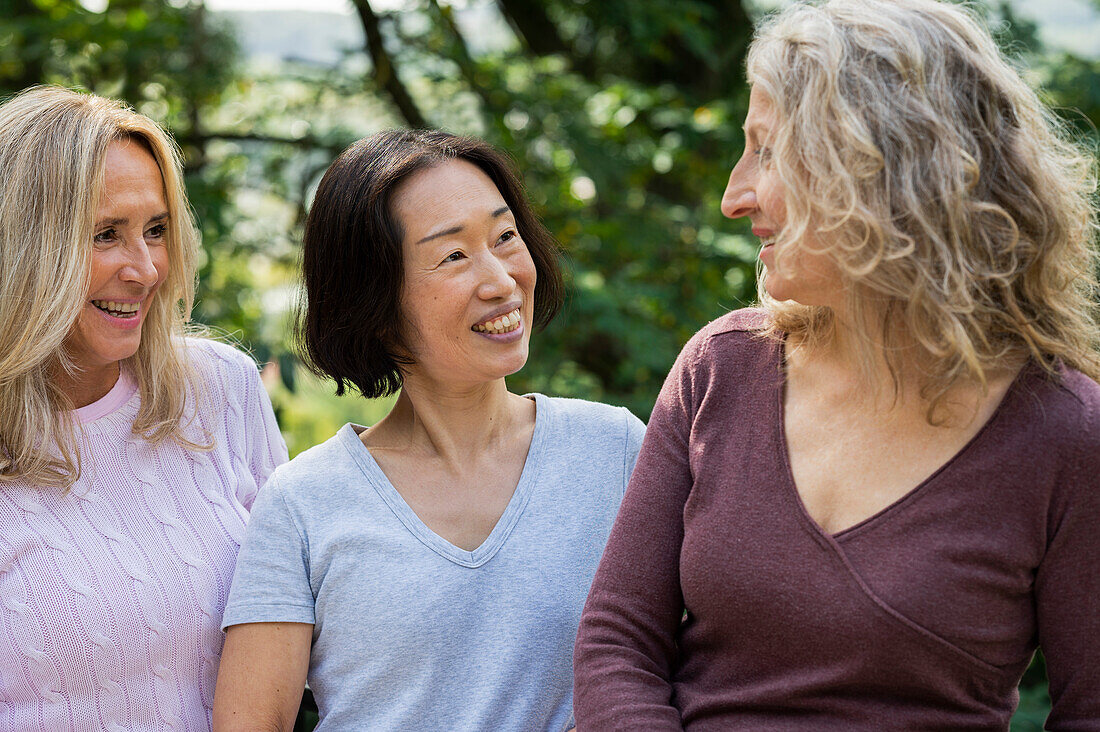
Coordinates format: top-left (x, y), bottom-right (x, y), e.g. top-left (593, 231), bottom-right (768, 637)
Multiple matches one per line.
top-left (416, 205), bottom-right (512, 244)
top-left (743, 123), bottom-right (768, 142)
top-left (95, 211), bottom-right (170, 228)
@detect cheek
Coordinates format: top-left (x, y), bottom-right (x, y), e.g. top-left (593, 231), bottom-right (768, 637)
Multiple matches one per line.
top-left (515, 248), bottom-right (537, 291)
top-left (757, 176), bottom-right (786, 223)
top-left (152, 248), bottom-right (171, 285)
top-left (85, 250), bottom-right (114, 292)
top-left (400, 279), bottom-right (458, 342)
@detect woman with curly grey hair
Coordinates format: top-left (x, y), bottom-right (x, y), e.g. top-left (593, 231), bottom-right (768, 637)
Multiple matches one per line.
top-left (574, 0), bottom-right (1100, 728)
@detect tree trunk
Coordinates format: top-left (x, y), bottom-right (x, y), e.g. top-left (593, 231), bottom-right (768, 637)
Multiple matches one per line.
top-left (494, 0), bottom-right (570, 57)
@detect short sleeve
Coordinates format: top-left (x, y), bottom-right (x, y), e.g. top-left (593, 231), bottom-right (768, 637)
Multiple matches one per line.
top-left (222, 473), bottom-right (315, 629)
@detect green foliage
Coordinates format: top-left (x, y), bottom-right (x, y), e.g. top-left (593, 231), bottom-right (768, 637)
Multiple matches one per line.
top-left (3, 3), bottom-right (1095, 721)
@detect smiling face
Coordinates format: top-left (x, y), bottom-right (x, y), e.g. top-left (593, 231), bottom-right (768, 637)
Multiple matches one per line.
top-left (63, 138), bottom-right (169, 391)
top-left (722, 86), bottom-right (842, 309)
top-left (391, 158), bottom-right (537, 388)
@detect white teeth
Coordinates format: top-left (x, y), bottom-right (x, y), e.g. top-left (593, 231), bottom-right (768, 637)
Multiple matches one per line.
top-left (473, 308), bottom-right (522, 334)
top-left (92, 299), bottom-right (140, 316)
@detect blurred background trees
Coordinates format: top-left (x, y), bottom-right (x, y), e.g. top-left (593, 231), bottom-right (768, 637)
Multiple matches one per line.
top-left (2, 0), bottom-right (1096, 723)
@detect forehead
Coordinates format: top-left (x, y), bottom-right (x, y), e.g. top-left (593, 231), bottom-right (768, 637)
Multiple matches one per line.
top-left (745, 85), bottom-right (779, 133)
top-left (98, 139), bottom-right (166, 211)
top-left (391, 159), bottom-right (507, 239)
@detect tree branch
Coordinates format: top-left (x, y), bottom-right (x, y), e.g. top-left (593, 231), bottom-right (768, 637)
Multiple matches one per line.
top-left (178, 131), bottom-right (346, 153)
top-left (351, 0), bottom-right (429, 128)
top-left (426, 0), bottom-right (501, 122)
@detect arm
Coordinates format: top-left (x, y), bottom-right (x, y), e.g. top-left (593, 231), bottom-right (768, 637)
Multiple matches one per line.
top-left (217, 474), bottom-right (319, 729)
top-left (574, 336), bottom-right (705, 730)
top-left (213, 622), bottom-right (313, 732)
top-left (1037, 398), bottom-right (1100, 730)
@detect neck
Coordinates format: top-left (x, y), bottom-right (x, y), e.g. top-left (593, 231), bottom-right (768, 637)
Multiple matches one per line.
top-left (373, 375), bottom-right (530, 465)
top-left (789, 304), bottom-right (1021, 423)
top-left (788, 303), bottom-right (925, 403)
top-left (55, 361), bottom-right (121, 410)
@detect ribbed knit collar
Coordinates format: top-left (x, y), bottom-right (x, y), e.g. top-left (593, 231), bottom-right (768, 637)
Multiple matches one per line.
top-left (74, 368), bottom-right (138, 424)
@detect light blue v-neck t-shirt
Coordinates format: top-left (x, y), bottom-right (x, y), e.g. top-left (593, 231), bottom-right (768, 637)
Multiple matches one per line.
top-left (222, 394), bottom-right (645, 731)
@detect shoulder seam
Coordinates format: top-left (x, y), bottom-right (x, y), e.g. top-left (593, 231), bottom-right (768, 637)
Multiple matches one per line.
top-left (620, 406), bottom-right (633, 495)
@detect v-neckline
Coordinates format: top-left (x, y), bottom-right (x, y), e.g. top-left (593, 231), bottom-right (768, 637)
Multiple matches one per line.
top-left (774, 342), bottom-right (1033, 540)
top-left (340, 393), bottom-right (549, 568)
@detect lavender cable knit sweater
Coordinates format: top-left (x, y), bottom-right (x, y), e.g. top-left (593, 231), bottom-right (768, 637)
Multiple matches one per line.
top-left (0, 339), bottom-right (287, 732)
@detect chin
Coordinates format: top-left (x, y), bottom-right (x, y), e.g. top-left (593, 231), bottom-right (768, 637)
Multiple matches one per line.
top-left (762, 276), bottom-right (797, 304)
top-left (499, 355), bottom-right (530, 379)
top-left (762, 274), bottom-right (828, 307)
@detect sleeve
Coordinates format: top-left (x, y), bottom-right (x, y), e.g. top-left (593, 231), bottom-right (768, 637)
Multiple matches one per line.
top-left (221, 473), bottom-right (316, 629)
top-left (620, 407), bottom-right (648, 495)
top-left (239, 357), bottom-right (289, 511)
top-left (1037, 398), bottom-right (1100, 730)
top-left (573, 334), bottom-right (707, 731)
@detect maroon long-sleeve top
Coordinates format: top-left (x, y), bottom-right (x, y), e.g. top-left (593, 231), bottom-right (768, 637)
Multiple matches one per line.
top-left (574, 309), bottom-right (1100, 730)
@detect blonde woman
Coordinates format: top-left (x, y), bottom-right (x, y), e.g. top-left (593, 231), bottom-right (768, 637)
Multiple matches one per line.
top-left (574, 0), bottom-right (1100, 728)
top-left (0, 87), bottom-right (287, 730)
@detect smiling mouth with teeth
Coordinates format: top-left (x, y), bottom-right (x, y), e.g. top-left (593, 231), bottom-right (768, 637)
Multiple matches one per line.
top-left (92, 299), bottom-right (141, 319)
top-left (472, 308), bottom-right (521, 334)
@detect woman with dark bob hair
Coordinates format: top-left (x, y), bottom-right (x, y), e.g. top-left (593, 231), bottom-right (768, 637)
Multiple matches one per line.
top-left (213, 130), bottom-right (645, 730)
top-left (575, 0), bottom-right (1100, 728)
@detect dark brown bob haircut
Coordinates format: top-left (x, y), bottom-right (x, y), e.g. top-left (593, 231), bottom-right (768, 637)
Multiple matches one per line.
top-left (297, 129), bottom-right (565, 399)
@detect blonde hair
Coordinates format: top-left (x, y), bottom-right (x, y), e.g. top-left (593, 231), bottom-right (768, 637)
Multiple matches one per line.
top-left (0, 86), bottom-right (205, 489)
top-left (747, 0), bottom-right (1099, 414)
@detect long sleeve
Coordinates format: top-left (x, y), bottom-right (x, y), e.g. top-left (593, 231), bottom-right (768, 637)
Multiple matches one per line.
top-left (1037, 382), bottom-right (1100, 730)
top-left (573, 333), bottom-right (708, 730)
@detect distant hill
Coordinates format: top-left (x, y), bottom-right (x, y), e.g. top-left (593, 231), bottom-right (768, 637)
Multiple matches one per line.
top-left (216, 11), bottom-right (362, 66)
top-left (1019, 0), bottom-right (1100, 58)
top-left (217, 5), bottom-right (513, 67)
top-left (215, 0), bottom-right (1098, 68)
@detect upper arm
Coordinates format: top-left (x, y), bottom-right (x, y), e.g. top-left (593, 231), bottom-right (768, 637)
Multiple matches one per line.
top-left (239, 354), bottom-right (289, 508)
top-left (194, 339), bottom-right (289, 510)
top-left (223, 475), bottom-right (316, 629)
top-left (213, 621), bottom-right (313, 732)
top-left (573, 337), bottom-right (705, 730)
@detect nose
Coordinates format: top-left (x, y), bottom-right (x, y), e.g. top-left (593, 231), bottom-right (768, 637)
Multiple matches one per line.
top-left (721, 155), bottom-right (757, 220)
top-left (121, 239), bottom-right (161, 289)
top-left (476, 250), bottom-right (517, 300)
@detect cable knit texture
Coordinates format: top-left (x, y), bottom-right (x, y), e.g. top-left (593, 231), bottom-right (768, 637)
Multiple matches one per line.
top-left (0, 339), bottom-right (288, 732)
